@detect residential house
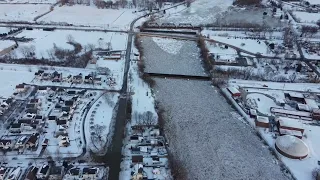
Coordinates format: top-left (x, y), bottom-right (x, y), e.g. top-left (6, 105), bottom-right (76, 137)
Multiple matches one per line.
top-left (65, 100), bottom-right (74, 107)
top-left (26, 104), bottom-right (37, 110)
top-left (67, 90), bottom-right (76, 95)
top-left (15, 84), bottom-right (26, 93)
top-left (48, 166), bottom-right (63, 180)
top-left (72, 75), bottom-right (83, 83)
top-left (52, 71), bottom-right (62, 82)
top-left (10, 123), bottom-right (22, 133)
top-left (312, 109), bottom-right (320, 120)
top-left (25, 166), bottom-right (38, 180)
top-left (132, 155), bottom-right (144, 164)
top-left (26, 133), bottom-right (39, 150)
top-left (77, 90), bottom-right (87, 96)
top-left (61, 106), bottom-right (71, 113)
top-left (42, 139), bottom-right (49, 147)
top-left (130, 135), bottom-right (144, 144)
top-left (36, 165), bottom-right (50, 180)
top-left (82, 167), bottom-right (99, 179)
top-left (94, 77), bottom-right (102, 85)
top-left (48, 116), bottom-right (58, 121)
top-left (34, 70), bottom-right (44, 78)
top-left (0, 139), bottom-right (12, 150)
top-left (37, 86), bottom-right (49, 94)
top-left (42, 73), bottom-right (51, 80)
top-left (35, 115), bottom-right (43, 122)
top-left (59, 136), bottom-right (70, 147)
top-left (57, 88), bottom-right (66, 94)
top-left (68, 168), bottom-right (80, 179)
top-left (84, 75), bottom-right (93, 84)
top-left (25, 108), bottom-right (38, 114)
top-left (29, 98), bottom-right (41, 105)
top-left (14, 136), bottom-right (28, 150)
top-left (57, 119), bottom-right (68, 127)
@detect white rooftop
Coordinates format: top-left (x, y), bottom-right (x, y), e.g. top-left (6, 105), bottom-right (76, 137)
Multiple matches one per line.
top-left (275, 135), bottom-right (308, 158)
top-left (277, 117), bottom-right (304, 129)
top-left (256, 116), bottom-right (269, 123)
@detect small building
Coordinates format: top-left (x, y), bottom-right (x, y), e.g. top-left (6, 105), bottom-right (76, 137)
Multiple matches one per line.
top-left (67, 90), bottom-right (76, 95)
top-left (132, 155), bottom-right (144, 164)
top-left (255, 116), bottom-right (269, 128)
top-left (72, 75), bottom-right (83, 83)
top-left (14, 135), bottom-right (28, 150)
top-left (26, 104), bottom-right (37, 109)
top-left (305, 98), bottom-right (319, 110)
top-left (48, 116), bottom-right (57, 121)
top-left (227, 87), bottom-right (241, 97)
top-left (25, 108), bottom-right (38, 114)
top-left (68, 168), bottom-right (80, 178)
top-left (59, 136), bottom-right (70, 147)
top-left (297, 103), bottom-right (310, 112)
top-left (276, 117), bottom-right (304, 133)
top-left (130, 135), bottom-right (144, 144)
top-left (15, 84), bottom-right (26, 93)
top-left (64, 100), bottom-right (74, 107)
top-left (249, 109), bottom-right (257, 118)
top-left (42, 139), bottom-right (49, 147)
top-left (52, 71), bottom-right (62, 82)
top-left (94, 77), bottom-right (102, 85)
top-left (84, 75), bottom-right (93, 84)
top-left (48, 166), bottom-right (63, 180)
top-left (10, 123), bottom-right (22, 133)
top-left (270, 107), bottom-right (312, 120)
top-left (0, 139), bottom-right (12, 150)
top-left (37, 86), bottom-right (49, 94)
top-left (29, 99), bottom-right (41, 105)
top-left (36, 165), bottom-right (50, 179)
top-left (26, 133), bottom-right (39, 149)
top-left (42, 73), bottom-right (51, 80)
top-left (82, 167), bottom-right (99, 179)
top-left (286, 92), bottom-right (305, 103)
top-left (279, 128), bottom-right (303, 139)
top-left (312, 109), bottom-right (320, 120)
top-left (57, 119), bottom-right (68, 127)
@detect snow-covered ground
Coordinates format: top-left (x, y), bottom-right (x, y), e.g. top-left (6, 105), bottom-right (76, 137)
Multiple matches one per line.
top-left (84, 92), bottom-right (119, 153)
top-left (156, 0), bottom-right (233, 25)
top-left (0, 40), bottom-right (15, 51)
top-left (0, 0), bottom-right (57, 3)
top-left (0, 68), bottom-right (34, 98)
top-left (0, 27), bottom-right (16, 34)
top-left (38, 5), bottom-right (140, 29)
top-left (292, 11), bottom-right (320, 23)
top-left (0, 4), bottom-right (50, 22)
top-left (153, 78), bottom-right (290, 180)
top-left (12, 30), bottom-right (127, 59)
top-left (141, 36), bottom-right (206, 76)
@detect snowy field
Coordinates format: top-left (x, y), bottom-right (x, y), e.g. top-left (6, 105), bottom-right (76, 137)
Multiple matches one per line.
top-left (12, 30), bottom-right (127, 59)
top-left (0, 27), bottom-right (16, 34)
top-left (292, 11), bottom-right (320, 23)
top-left (0, 4), bottom-right (50, 22)
top-left (38, 5), bottom-right (139, 29)
top-left (0, 40), bottom-right (15, 51)
top-left (0, 68), bottom-right (34, 98)
top-left (153, 78), bottom-right (290, 180)
top-left (156, 0), bottom-right (233, 25)
top-left (141, 36), bottom-right (206, 76)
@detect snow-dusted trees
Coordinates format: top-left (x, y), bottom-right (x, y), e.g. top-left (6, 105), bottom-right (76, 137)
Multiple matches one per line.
top-left (19, 45), bottom-right (36, 59)
top-left (137, 111), bottom-right (157, 126)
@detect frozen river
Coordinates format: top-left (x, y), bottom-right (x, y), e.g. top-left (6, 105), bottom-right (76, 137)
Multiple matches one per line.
top-left (153, 79), bottom-right (291, 180)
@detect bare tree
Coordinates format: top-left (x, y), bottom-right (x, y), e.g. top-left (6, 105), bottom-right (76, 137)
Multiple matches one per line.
top-left (138, 111), bottom-right (157, 126)
top-left (289, 73), bottom-right (297, 83)
top-left (66, 34), bottom-right (75, 43)
top-left (243, 67), bottom-right (254, 80)
top-left (312, 168), bottom-right (320, 180)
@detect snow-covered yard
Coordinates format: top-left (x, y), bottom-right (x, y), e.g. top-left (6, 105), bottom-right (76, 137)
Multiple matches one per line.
top-left (84, 92), bottom-right (119, 153)
top-left (292, 11), bottom-right (320, 23)
top-left (0, 40), bottom-right (15, 51)
top-left (141, 36), bottom-right (206, 76)
top-left (0, 4), bottom-right (50, 22)
top-left (12, 30), bottom-right (127, 59)
top-left (38, 5), bottom-right (140, 29)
